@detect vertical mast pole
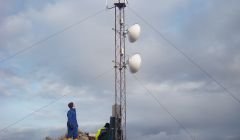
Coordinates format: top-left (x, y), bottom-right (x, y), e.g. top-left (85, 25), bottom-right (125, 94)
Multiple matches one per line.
top-left (114, 1), bottom-right (126, 140)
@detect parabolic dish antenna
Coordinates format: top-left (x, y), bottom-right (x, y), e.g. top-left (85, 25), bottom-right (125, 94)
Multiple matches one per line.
top-left (128, 24), bottom-right (141, 43)
top-left (128, 53), bottom-right (142, 73)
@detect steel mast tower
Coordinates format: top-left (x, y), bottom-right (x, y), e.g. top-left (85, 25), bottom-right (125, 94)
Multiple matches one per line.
top-left (113, 1), bottom-right (127, 140)
top-left (110, 1), bottom-right (141, 140)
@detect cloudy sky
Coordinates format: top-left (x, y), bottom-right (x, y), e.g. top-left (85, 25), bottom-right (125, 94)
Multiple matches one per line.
top-left (0, 0), bottom-right (240, 140)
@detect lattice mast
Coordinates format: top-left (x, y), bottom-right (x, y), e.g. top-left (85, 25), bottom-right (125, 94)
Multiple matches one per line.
top-left (111, 0), bottom-right (141, 139)
top-left (114, 1), bottom-right (127, 140)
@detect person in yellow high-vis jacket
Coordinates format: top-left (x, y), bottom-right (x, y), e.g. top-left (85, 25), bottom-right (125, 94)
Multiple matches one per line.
top-left (96, 123), bottom-right (110, 140)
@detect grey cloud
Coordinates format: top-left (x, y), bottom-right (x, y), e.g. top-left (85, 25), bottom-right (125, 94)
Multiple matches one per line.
top-left (1, 0), bottom-right (240, 140)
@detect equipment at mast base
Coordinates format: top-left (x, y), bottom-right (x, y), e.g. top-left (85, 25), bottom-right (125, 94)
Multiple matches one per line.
top-left (109, 104), bottom-right (122, 140)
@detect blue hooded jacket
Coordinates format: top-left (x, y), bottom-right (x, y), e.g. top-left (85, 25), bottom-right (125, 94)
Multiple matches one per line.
top-left (67, 108), bottom-right (78, 129)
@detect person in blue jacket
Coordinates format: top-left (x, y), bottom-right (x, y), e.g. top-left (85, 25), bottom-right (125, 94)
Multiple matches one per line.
top-left (66, 102), bottom-right (78, 140)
